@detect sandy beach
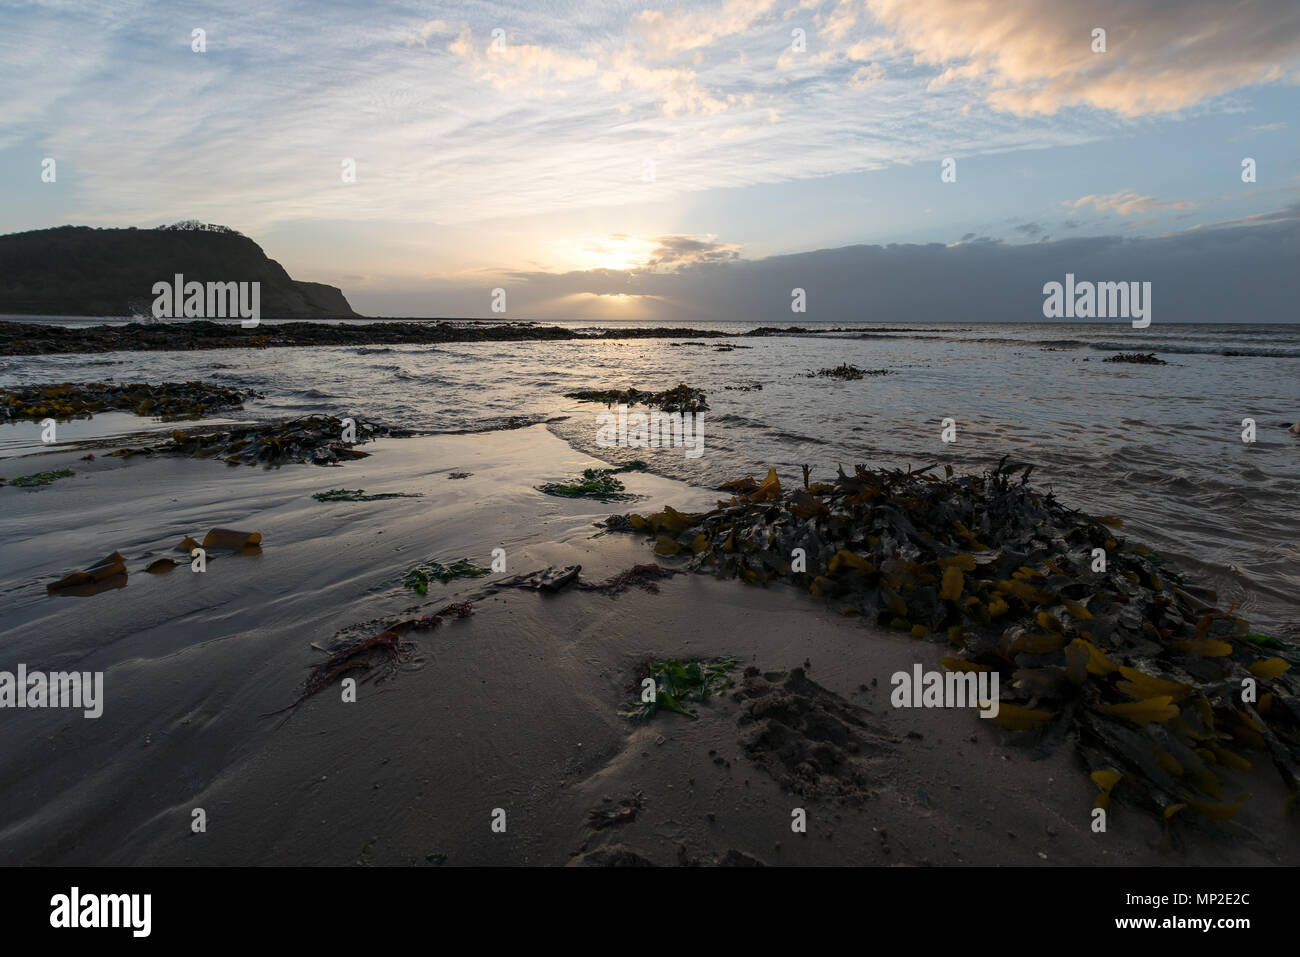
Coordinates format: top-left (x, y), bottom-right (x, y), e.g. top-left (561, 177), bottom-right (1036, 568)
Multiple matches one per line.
top-left (1, 424), bottom-right (1293, 867)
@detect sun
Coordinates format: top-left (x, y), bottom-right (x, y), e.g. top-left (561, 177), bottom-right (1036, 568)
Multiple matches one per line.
top-left (549, 235), bottom-right (659, 272)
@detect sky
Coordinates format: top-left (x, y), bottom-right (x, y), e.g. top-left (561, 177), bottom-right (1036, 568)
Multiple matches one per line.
top-left (1, 0), bottom-right (1299, 321)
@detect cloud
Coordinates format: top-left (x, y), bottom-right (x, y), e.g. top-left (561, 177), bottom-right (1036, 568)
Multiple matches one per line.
top-left (849, 63), bottom-right (885, 88)
top-left (845, 36), bottom-right (903, 61)
top-left (429, 23), bottom-right (598, 91)
top-left (1232, 121), bottom-right (1288, 141)
top-left (645, 235), bottom-right (742, 266)
top-left (1185, 200), bottom-right (1300, 230)
top-left (1068, 191), bottom-right (1196, 216)
top-left (816, 0), bottom-right (860, 43)
top-left (598, 48), bottom-right (728, 116)
top-left (631, 0), bottom-right (778, 57)
top-left (865, 0), bottom-right (1300, 116)
top-left (369, 206), bottom-right (1300, 322)
top-left (2, 0), bottom-right (1292, 246)
top-left (406, 20), bottom-right (450, 48)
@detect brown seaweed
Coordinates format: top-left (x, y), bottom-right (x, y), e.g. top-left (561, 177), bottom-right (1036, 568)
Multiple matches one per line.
top-left (495, 565), bottom-right (583, 592)
top-left (0, 380), bottom-right (257, 423)
top-left (805, 365), bottom-right (894, 380)
top-left (201, 528), bottom-right (262, 550)
top-left (564, 383), bottom-right (707, 413)
top-left (47, 551), bottom-right (128, 596)
top-left (1104, 353), bottom-right (1167, 365)
top-left (610, 458), bottom-right (1300, 824)
top-left (107, 415), bottom-right (391, 468)
top-left (577, 563), bottom-right (682, 595)
top-left (267, 602), bottom-right (474, 716)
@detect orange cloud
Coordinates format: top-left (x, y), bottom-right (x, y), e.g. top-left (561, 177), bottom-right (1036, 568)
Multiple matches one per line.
top-left (1069, 190), bottom-right (1196, 215)
top-left (867, 0), bottom-right (1300, 116)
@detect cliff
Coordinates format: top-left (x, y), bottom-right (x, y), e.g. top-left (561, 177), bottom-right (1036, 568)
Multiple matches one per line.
top-left (0, 223), bottom-right (359, 318)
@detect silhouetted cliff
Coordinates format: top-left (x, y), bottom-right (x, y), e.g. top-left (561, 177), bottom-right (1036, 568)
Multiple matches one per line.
top-left (0, 223), bottom-right (358, 318)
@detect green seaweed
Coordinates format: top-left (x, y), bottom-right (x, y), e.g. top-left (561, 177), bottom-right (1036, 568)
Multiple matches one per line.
top-left (536, 462), bottom-right (647, 502)
top-left (0, 467), bottom-right (75, 488)
top-left (312, 488), bottom-right (422, 502)
top-left (1246, 633), bottom-right (1300, 664)
top-left (402, 558), bottom-right (490, 594)
top-left (621, 658), bottom-right (736, 721)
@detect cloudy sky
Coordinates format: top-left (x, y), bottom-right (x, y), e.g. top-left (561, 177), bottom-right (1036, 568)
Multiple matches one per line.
top-left (2, 0), bottom-right (1299, 320)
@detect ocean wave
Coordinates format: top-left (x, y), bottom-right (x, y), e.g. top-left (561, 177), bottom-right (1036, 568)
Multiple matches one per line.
top-left (765, 429), bottom-right (828, 445)
top-left (1086, 341), bottom-right (1300, 358)
top-left (828, 330), bottom-right (1300, 358)
top-left (712, 412), bottom-right (770, 428)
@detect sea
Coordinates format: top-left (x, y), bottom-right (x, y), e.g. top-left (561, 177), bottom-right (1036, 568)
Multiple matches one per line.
top-left (2, 318), bottom-right (1297, 633)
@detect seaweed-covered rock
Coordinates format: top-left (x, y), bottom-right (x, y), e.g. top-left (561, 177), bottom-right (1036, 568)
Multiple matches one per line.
top-left (107, 414), bottom-right (390, 467)
top-left (1103, 353), bottom-right (1167, 365)
top-left (0, 319), bottom-right (735, 356)
top-left (0, 467), bottom-right (75, 488)
top-left (610, 458), bottom-right (1300, 823)
top-left (0, 380), bottom-right (257, 422)
top-left (806, 365), bottom-right (894, 380)
top-left (564, 384), bottom-right (707, 413)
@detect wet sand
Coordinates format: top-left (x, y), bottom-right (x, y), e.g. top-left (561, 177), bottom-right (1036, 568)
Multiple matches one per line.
top-left (0, 426), bottom-right (1293, 866)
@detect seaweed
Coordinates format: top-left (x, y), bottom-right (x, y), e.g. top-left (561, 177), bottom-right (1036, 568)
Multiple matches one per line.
top-left (1104, 353), bottom-right (1167, 365)
top-left (1, 468), bottom-right (74, 488)
top-left (495, 565), bottom-right (581, 592)
top-left (577, 563), bottom-right (681, 595)
top-left (0, 318), bottom-right (739, 357)
top-left (312, 488), bottom-right (423, 502)
top-left (489, 562), bottom-right (679, 596)
top-left (609, 459), bottom-right (1300, 822)
top-left (564, 384), bottom-right (707, 413)
top-left (107, 414), bottom-right (390, 467)
top-left (266, 602), bottom-right (474, 716)
top-left (806, 365), bottom-right (894, 380)
top-left (412, 601), bottom-right (474, 629)
top-left (537, 462), bottom-right (647, 502)
top-left (402, 558), bottom-right (489, 594)
top-left (1247, 633), bottom-right (1300, 665)
top-left (741, 326), bottom-right (808, 336)
top-left (587, 792), bottom-right (643, 829)
top-left (47, 550), bottom-right (128, 596)
top-left (273, 624), bottom-right (412, 714)
top-left (620, 658), bottom-right (736, 721)
top-left (0, 380), bottom-right (257, 423)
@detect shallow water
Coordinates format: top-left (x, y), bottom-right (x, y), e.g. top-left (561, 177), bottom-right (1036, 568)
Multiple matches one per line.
top-left (2, 319), bottom-right (1297, 632)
